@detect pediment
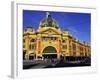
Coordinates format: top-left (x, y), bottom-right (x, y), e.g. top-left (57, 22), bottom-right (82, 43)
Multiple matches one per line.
top-left (40, 28), bottom-right (61, 35)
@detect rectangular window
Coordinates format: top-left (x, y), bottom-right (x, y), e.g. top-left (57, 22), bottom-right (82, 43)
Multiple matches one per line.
top-left (63, 45), bottom-right (67, 49)
top-left (62, 40), bottom-right (66, 43)
top-left (32, 45), bottom-right (36, 49)
top-left (29, 44), bottom-right (31, 50)
top-left (23, 39), bottom-right (25, 43)
top-left (23, 44), bottom-right (25, 48)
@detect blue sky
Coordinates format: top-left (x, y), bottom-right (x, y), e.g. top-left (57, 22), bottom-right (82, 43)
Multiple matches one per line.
top-left (23, 10), bottom-right (91, 44)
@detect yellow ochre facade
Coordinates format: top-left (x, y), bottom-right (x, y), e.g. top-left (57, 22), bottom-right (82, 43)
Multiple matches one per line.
top-left (23, 13), bottom-right (91, 60)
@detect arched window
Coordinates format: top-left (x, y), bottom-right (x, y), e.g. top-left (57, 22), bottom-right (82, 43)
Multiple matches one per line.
top-left (23, 39), bottom-right (25, 43)
top-left (72, 44), bottom-right (76, 51)
top-left (43, 46), bottom-right (57, 53)
top-left (31, 39), bottom-right (35, 42)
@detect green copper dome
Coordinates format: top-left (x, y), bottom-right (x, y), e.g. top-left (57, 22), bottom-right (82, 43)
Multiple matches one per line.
top-left (39, 12), bottom-right (59, 29)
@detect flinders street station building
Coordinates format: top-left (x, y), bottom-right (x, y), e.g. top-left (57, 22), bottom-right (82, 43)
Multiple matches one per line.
top-left (23, 13), bottom-right (91, 60)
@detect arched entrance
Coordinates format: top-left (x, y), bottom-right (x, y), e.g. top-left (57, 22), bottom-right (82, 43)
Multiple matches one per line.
top-left (42, 46), bottom-right (57, 59)
top-left (29, 53), bottom-right (35, 60)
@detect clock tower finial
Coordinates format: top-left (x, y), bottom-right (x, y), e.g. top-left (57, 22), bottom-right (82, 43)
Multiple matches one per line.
top-left (46, 12), bottom-right (50, 18)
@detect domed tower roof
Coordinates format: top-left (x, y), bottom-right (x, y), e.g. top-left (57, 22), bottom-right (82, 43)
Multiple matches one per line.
top-left (63, 28), bottom-right (72, 36)
top-left (24, 26), bottom-right (35, 33)
top-left (39, 12), bottom-right (60, 29)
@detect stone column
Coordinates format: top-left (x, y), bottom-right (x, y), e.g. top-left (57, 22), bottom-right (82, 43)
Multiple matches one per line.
top-left (36, 34), bottom-right (42, 60)
top-left (57, 38), bottom-right (62, 59)
top-left (66, 38), bottom-right (70, 56)
top-left (76, 41), bottom-right (80, 56)
top-left (25, 36), bottom-right (30, 60)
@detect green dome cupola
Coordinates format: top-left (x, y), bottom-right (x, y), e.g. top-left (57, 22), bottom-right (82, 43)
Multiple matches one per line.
top-left (39, 12), bottom-right (59, 29)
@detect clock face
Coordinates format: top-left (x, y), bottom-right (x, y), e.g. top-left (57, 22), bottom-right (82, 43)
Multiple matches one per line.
top-left (47, 17), bottom-right (53, 26)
